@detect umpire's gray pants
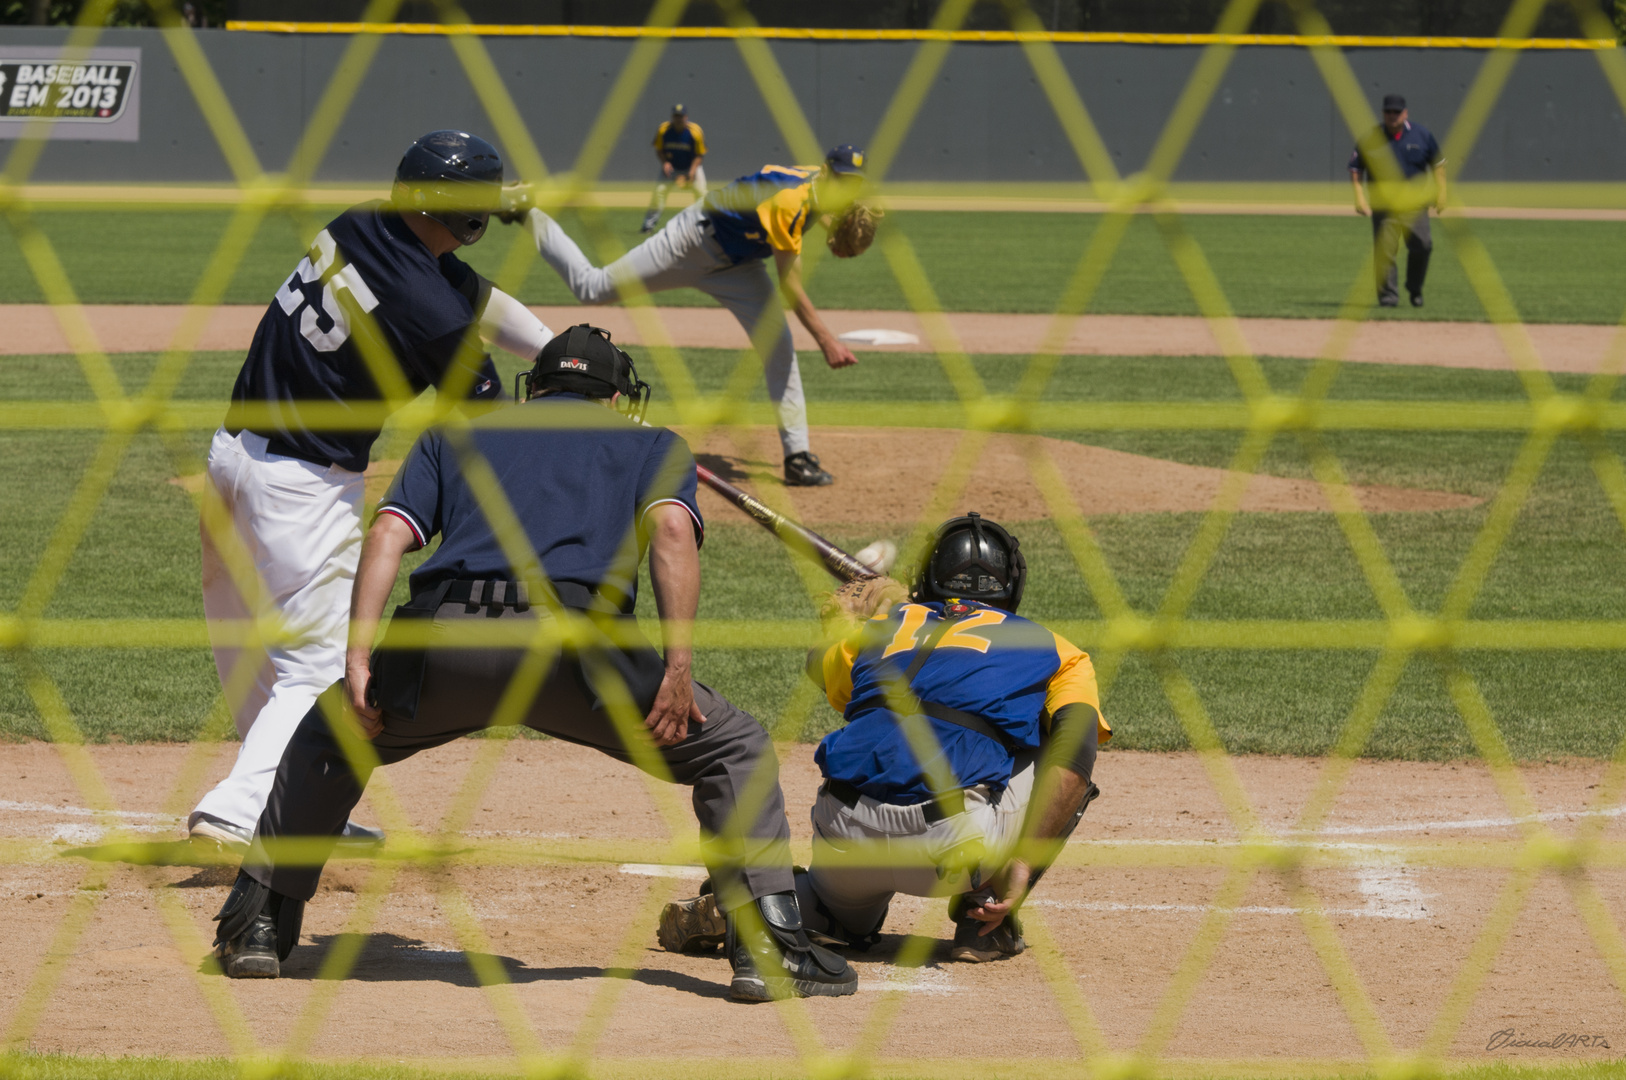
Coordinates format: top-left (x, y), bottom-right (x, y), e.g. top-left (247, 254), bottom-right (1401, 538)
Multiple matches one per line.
top-left (1372, 209), bottom-right (1433, 304)
top-left (795, 757), bottom-right (1036, 940)
top-left (529, 203), bottom-right (810, 458)
top-left (247, 599), bottom-right (795, 906)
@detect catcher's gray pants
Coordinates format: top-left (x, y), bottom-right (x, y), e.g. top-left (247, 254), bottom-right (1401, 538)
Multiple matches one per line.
top-left (530, 203), bottom-right (810, 458)
top-left (795, 756), bottom-right (1037, 940)
top-left (245, 599), bottom-right (795, 906)
top-left (1372, 210), bottom-right (1432, 304)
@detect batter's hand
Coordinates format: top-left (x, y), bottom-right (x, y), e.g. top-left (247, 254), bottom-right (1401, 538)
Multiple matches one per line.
top-left (344, 655), bottom-right (384, 739)
top-left (645, 667), bottom-right (705, 747)
top-left (821, 339), bottom-right (859, 369)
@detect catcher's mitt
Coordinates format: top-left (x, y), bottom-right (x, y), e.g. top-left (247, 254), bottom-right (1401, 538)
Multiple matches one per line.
top-left (826, 202), bottom-right (882, 259)
top-left (497, 183), bottom-right (534, 224)
top-left (820, 575), bottom-right (909, 628)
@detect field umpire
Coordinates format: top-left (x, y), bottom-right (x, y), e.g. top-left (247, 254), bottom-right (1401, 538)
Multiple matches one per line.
top-left (208, 324), bottom-right (856, 1003)
top-left (1349, 93), bottom-right (1447, 308)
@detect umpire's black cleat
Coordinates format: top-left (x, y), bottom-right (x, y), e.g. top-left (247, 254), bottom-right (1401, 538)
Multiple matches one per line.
top-left (727, 892), bottom-right (858, 1001)
top-left (784, 451), bottom-right (834, 487)
top-left (214, 910), bottom-right (281, 978)
top-left (211, 870), bottom-right (305, 980)
top-left (1409, 291), bottom-right (1425, 307)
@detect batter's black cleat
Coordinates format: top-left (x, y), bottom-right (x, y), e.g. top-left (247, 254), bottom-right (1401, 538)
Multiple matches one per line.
top-left (784, 451), bottom-right (834, 487)
top-left (727, 892), bottom-right (858, 1001)
top-left (658, 890), bottom-right (727, 953)
top-left (1409, 291), bottom-right (1424, 307)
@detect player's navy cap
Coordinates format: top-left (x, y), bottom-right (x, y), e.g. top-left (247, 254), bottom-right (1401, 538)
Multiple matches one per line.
top-left (825, 144), bottom-right (866, 176)
top-left (1382, 94), bottom-right (1406, 111)
top-left (672, 103), bottom-right (687, 115)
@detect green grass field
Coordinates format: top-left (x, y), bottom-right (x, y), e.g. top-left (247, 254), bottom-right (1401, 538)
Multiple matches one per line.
top-left (2, 343), bottom-right (1622, 761)
top-left (3, 207), bottom-right (1626, 323)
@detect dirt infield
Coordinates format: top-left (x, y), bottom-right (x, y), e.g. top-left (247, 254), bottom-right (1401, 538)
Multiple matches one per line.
top-left (5, 303), bottom-right (1622, 374)
top-left (1, 740), bottom-right (1622, 1066)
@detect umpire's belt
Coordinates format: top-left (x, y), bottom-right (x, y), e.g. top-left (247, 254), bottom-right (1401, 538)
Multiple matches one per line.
top-left (439, 578), bottom-right (625, 616)
top-left (822, 777), bottom-right (966, 825)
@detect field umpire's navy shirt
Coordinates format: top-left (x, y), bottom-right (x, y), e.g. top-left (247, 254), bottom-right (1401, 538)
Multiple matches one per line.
top-left (376, 393), bottom-right (704, 606)
top-left (1348, 120), bottom-right (1442, 180)
top-left (227, 200), bottom-right (502, 474)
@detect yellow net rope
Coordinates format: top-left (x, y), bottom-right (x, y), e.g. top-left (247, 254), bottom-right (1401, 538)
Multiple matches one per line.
top-left (3, 0), bottom-right (1626, 1076)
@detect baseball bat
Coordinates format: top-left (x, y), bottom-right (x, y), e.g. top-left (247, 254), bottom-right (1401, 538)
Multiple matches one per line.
top-left (695, 464), bottom-right (875, 583)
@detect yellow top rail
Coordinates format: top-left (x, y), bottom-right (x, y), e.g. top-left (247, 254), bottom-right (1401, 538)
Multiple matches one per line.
top-left (223, 22), bottom-right (1619, 49)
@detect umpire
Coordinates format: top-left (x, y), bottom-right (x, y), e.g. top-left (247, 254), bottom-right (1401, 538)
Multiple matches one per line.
top-left (208, 324), bottom-right (856, 1003)
top-left (1349, 93), bottom-right (1447, 308)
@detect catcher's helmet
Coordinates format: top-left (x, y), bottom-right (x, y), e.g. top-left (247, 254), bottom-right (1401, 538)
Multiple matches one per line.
top-left (517, 323), bottom-right (651, 422)
top-left (394, 130), bottom-right (503, 246)
top-left (911, 512), bottom-right (1026, 613)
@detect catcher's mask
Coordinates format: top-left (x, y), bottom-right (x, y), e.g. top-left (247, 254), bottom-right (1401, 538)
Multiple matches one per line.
top-left (516, 323), bottom-right (651, 422)
top-left (394, 129), bottom-right (504, 246)
top-left (911, 512), bottom-right (1026, 613)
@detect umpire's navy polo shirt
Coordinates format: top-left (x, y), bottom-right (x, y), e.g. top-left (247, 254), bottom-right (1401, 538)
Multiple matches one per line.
top-left (1348, 120), bottom-right (1443, 180)
top-left (376, 393), bottom-right (703, 605)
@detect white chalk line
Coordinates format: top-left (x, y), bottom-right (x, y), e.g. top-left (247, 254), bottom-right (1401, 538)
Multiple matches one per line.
top-left (0, 799), bottom-right (178, 823)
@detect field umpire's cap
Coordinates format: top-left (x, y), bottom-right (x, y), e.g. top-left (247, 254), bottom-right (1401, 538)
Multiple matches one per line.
top-left (395, 130), bottom-right (504, 246)
top-left (518, 324), bottom-right (652, 422)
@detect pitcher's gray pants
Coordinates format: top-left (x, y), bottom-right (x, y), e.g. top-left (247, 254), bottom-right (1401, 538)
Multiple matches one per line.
top-left (246, 599), bottom-right (795, 907)
top-left (795, 757), bottom-right (1037, 940)
top-left (529, 204), bottom-right (810, 458)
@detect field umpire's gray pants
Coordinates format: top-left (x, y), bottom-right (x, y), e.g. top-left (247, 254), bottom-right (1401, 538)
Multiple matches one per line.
top-left (1372, 209), bottom-right (1432, 304)
top-left (795, 756), bottom-right (1036, 940)
top-left (529, 203), bottom-right (810, 458)
top-left (245, 599), bottom-right (795, 906)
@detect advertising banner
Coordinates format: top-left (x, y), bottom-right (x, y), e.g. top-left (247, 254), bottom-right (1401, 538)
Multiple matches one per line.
top-left (0, 46), bottom-right (139, 141)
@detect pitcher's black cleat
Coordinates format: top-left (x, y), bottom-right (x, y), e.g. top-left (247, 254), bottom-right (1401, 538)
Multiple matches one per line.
top-left (784, 451), bottom-right (834, 487)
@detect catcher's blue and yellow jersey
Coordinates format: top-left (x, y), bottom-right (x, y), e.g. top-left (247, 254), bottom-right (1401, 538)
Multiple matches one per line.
top-left (813, 600), bottom-right (1110, 805)
top-left (653, 119), bottom-right (706, 170)
top-left (701, 164), bottom-right (819, 264)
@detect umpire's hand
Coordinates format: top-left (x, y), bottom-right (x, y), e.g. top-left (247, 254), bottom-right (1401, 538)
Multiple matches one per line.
top-left (346, 656), bottom-right (385, 740)
top-left (645, 663), bottom-right (705, 747)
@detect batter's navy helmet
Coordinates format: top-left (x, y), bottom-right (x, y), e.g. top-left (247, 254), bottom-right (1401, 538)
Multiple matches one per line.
top-left (394, 130), bottom-right (504, 246)
top-left (911, 512), bottom-right (1026, 613)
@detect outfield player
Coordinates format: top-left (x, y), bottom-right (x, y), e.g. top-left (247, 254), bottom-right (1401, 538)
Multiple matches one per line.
top-left (659, 513), bottom-right (1106, 962)
top-left (189, 130), bottom-right (555, 853)
top-left (504, 145), bottom-right (882, 488)
top-left (208, 325), bottom-right (857, 1003)
top-left (1350, 93), bottom-right (1447, 308)
top-left (641, 103), bottom-right (707, 234)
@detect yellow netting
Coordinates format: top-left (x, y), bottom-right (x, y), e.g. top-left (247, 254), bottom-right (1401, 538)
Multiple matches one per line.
top-left (3, 0), bottom-right (1626, 1076)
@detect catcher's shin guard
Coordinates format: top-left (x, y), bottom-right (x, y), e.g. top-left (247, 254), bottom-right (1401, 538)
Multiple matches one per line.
top-left (211, 870), bottom-right (305, 979)
top-left (726, 892), bottom-right (857, 1002)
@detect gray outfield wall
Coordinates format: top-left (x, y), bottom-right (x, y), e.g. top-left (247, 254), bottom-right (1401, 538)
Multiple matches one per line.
top-left (2, 26), bottom-right (1624, 184)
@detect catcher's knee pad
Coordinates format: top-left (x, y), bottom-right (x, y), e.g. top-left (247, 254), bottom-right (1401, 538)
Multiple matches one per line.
top-left (213, 869), bottom-right (305, 962)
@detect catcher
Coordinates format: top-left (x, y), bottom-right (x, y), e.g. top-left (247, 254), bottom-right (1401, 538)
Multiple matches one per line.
top-left (658, 513), bottom-right (1107, 962)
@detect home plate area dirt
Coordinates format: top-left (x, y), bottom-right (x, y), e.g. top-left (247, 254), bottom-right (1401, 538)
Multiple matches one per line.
top-left (1, 741), bottom-right (1622, 1067)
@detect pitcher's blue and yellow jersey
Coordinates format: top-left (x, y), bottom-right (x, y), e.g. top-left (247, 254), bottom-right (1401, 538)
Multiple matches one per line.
top-left (812, 600), bottom-right (1110, 806)
top-left (653, 119), bottom-right (706, 171)
top-left (701, 164), bottom-right (819, 264)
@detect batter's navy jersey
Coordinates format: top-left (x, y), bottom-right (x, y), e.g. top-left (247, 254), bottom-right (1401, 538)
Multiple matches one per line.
top-left (702, 165), bottom-right (819, 264)
top-left (653, 119), bottom-right (706, 171)
top-left (814, 601), bottom-right (1110, 805)
top-left (227, 200), bottom-right (502, 474)
top-left (1349, 120), bottom-right (1443, 180)
top-left (376, 393), bottom-right (704, 607)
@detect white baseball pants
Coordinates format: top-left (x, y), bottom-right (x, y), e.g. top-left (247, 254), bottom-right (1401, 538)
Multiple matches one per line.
top-left (528, 203), bottom-right (810, 458)
top-left (192, 427), bottom-right (364, 831)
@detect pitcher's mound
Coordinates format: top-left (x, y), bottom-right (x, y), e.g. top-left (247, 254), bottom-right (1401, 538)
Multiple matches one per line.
top-left (686, 427), bottom-right (1480, 524)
